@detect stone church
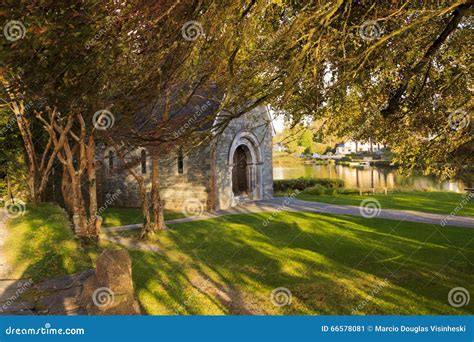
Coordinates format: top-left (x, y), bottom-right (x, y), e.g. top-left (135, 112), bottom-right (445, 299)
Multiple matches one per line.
top-left (96, 105), bottom-right (274, 212)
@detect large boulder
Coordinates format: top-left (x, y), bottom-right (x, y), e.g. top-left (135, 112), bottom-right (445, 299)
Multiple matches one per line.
top-left (80, 249), bottom-right (141, 315)
top-left (95, 249), bottom-right (134, 294)
top-left (9, 249), bottom-right (141, 315)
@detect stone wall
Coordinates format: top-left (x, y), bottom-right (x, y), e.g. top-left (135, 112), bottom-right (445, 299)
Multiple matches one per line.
top-left (96, 105), bottom-right (273, 212)
top-left (96, 144), bottom-right (212, 211)
top-left (212, 105), bottom-right (274, 210)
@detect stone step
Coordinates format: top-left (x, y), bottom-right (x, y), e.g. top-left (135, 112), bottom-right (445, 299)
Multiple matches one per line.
top-left (0, 301), bottom-right (35, 315)
top-left (34, 269), bottom-right (94, 292)
top-left (0, 279), bottom-right (34, 301)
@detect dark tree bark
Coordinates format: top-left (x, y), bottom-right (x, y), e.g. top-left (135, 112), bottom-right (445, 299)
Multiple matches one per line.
top-left (151, 156), bottom-right (167, 231)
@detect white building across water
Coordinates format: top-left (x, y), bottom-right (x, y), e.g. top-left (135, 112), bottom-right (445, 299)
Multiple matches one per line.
top-left (335, 140), bottom-right (385, 155)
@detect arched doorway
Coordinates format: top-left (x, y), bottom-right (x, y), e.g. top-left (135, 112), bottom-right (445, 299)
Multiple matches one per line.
top-left (232, 145), bottom-right (250, 196)
top-left (216, 131), bottom-right (263, 209)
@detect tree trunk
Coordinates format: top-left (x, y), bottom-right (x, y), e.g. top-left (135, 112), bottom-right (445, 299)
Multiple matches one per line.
top-left (61, 166), bottom-right (74, 213)
top-left (67, 163), bottom-right (88, 237)
top-left (15, 103), bottom-right (40, 206)
top-left (86, 135), bottom-right (99, 236)
top-left (6, 175), bottom-right (14, 204)
top-left (151, 157), bottom-right (167, 231)
top-left (27, 172), bottom-right (40, 206)
top-left (109, 139), bottom-right (154, 239)
top-left (137, 176), bottom-right (153, 238)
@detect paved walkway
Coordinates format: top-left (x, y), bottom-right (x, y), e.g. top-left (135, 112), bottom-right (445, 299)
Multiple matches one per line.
top-left (103, 197), bottom-right (474, 233)
top-left (102, 235), bottom-right (161, 253)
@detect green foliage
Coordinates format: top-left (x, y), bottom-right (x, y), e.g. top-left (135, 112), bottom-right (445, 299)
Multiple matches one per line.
top-left (277, 126), bottom-right (316, 154)
top-left (268, 2), bottom-right (473, 176)
top-left (302, 184), bottom-right (330, 196)
top-left (298, 129), bottom-right (313, 150)
top-left (303, 146), bottom-right (313, 156)
top-left (273, 177), bottom-right (344, 192)
top-left (313, 142), bottom-right (329, 154)
top-left (0, 106), bottom-right (27, 200)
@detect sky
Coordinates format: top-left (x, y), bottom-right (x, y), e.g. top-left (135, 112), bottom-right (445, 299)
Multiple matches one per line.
top-left (269, 108), bottom-right (285, 133)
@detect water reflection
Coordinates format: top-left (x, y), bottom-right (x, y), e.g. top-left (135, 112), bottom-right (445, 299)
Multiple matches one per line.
top-left (273, 164), bottom-right (470, 193)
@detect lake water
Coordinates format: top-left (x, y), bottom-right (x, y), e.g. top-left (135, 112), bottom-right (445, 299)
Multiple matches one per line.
top-left (273, 164), bottom-right (471, 193)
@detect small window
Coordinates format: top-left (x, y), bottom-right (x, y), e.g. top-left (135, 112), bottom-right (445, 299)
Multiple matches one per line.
top-left (108, 151), bottom-right (114, 169)
top-left (177, 148), bottom-right (184, 174)
top-left (141, 150), bottom-right (147, 174)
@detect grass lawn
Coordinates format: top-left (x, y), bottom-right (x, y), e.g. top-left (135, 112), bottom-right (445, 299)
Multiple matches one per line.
top-left (119, 211), bottom-right (474, 315)
top-left (4, 203), bottom-right (473, 315)
top-left (294, 191), bottom-right (474, 216)
top-left (100, 207), bottom-right (184, 228)
top-left (3, 204), bottom-right (100, 281)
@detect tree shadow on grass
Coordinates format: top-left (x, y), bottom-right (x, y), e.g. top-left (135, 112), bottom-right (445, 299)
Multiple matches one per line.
top-left (103, 210), bottom-right (474, 315)
top-left (0, 204), bottom-right (97, 315)
top-left (249, 211), bottom-right (474, 314)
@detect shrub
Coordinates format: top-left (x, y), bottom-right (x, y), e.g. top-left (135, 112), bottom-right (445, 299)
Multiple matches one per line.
top-left (303, 147), bottom-right (313, 156)
top-left (303, 184), bottom-right (329, 196)
top-left (335, 188), bottom-right (359, 195)
top-left (273, 177), bottom-right (344, 192)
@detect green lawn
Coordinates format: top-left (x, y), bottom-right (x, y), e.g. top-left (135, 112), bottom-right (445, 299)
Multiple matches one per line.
top-left (3, 204), bottom-right (97, 281)
top-left (295, 191), bottom-right (474, 216)
top-left (100, 207), bottom-right (184, 228)
top-left (5, 203), bottom-right (473, 315)
top-left (120, 211), bottom-right (474, 315)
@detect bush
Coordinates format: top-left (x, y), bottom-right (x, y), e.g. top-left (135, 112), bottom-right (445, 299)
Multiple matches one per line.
top-left (273, 177), bottom-right (344, 192)
top-left (335, 188), bottom-right (359, 195)
top-left (303, 147), bottom-right (313, 156)
top-left (303, 184), bottom-right (330, 196)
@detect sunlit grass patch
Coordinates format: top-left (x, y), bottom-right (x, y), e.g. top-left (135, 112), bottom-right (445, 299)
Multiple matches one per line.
top-left (296, 191), bottom-right (474, 216)
top-left (122, 211), bottom-right (474, 315)
top-left (4, 203), bottom-right (96, 281)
